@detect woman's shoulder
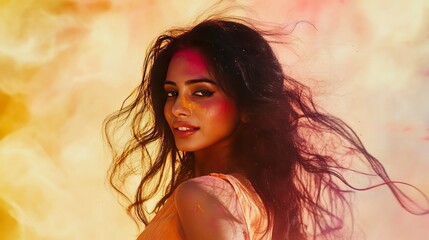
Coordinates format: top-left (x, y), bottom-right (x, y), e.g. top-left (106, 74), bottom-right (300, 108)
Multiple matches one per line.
top-left (174, 173), bottom-right (242, 210)
top-left (174, 173), bottom-right (271, 239)
top-left (174, 173), bottom-right (248, 239)
top-left (174, 172), bottom-right (251, 203)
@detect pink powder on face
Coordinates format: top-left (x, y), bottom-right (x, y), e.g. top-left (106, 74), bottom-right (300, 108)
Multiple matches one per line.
top-left (165, 48), bottom-right (240, 153)
top-left (172, 49), bottom-right (239, 124)
top-left (200, 97), bottom-right (238, 123)
top-left (170, 49), bottom-right (209, 77)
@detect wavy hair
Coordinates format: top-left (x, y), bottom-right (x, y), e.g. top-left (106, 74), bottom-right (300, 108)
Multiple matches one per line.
top-left (104, 17), bottom-right (428, 239)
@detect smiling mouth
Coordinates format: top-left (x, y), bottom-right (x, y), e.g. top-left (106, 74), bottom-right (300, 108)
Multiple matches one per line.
top-left (176, 127), bottom-right (199, 131)
top-left (173, 126), bottom-right (199, 137)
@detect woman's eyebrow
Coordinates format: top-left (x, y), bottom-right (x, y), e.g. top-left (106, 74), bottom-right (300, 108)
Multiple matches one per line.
top-left (164, 78), bottom-right (217, 86)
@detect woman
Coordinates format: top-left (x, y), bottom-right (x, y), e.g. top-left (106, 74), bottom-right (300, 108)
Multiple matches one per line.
top-left (104, 17), bottom-right (427, 239)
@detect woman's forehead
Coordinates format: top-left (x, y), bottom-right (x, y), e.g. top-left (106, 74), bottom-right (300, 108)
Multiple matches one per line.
top-left (169, 48), bottom-right (211, 76)
top-left (171, 48), bottom-right (207, 65)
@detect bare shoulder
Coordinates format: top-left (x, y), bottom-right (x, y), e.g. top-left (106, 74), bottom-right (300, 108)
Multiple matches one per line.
top-left (175, 175), bottom-right (248, 240)
top-left (175, 175), bottom-right (243, 219)
top-left (176, 175), bottom-right (235, 199)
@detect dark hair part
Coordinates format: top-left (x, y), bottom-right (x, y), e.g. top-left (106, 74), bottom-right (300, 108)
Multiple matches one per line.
top-left (104, 17), bottom-right (428, 239)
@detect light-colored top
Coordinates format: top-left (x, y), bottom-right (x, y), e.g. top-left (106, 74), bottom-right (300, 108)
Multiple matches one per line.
top-left (137, 173), bottom-right (272, 240)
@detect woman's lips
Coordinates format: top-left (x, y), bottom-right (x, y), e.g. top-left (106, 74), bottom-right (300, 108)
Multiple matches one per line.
top-left (172, 122), bottom-right (199, 138)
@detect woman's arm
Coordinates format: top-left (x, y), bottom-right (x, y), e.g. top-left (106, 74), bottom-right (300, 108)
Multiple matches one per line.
top-left (175, 175), bottom-right (248, 240)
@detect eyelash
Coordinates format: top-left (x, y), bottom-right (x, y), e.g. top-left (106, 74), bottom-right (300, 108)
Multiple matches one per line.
top-left (193, 89), bottom-right (214, 97)
top-left (164, 89), bottom-right (214, 98)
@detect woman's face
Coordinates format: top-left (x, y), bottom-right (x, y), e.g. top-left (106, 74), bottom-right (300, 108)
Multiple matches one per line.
top-left (163, 48), bottom-right (240, 153)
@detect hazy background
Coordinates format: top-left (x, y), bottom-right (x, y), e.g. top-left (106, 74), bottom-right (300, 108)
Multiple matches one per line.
top-left (1, 0), bottom-right (428, 239)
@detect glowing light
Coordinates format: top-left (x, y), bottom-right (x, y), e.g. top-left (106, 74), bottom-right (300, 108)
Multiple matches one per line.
top-left (1, 0), bottom-right (428, 239)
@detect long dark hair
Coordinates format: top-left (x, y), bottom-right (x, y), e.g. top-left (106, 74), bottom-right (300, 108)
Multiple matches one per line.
top-left (104, 17), bottom-right (428, 239)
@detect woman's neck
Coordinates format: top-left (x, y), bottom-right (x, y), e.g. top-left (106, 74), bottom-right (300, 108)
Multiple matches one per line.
top-left (192, 146), bottom-right (243, 177)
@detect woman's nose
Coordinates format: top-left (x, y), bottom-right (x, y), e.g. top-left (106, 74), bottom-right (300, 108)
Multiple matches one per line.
top-left (172, 95), bottom-right (191, 117)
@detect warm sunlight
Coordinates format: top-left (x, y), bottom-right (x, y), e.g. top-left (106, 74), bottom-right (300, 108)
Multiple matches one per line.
top-left (1, 0), bottom-right (428, 239)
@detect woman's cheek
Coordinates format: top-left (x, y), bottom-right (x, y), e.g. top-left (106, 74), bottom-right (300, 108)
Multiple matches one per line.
top-left (202, 99), bottom-right (238, 122)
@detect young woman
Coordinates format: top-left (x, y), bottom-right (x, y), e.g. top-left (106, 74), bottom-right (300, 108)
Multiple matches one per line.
top-left (104, 17), bottom-right (428, 239)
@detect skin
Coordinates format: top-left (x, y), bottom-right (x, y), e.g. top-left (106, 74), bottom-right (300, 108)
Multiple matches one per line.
top-left (163, 48), bottom-right (243, 177)
top-left (175, 175), bottom-right (248, 240)
top-left (163, 48), bottom-right (248, 239)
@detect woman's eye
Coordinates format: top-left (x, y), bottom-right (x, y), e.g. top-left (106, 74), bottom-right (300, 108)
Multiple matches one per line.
top-left (194, 90), bottom-right (214, 97)
top-left (165, 91), bottom-right (178, 97)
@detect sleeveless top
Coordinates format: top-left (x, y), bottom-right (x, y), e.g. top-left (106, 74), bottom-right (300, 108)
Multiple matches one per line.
top-left (137, 173), bottom-right (272, 240)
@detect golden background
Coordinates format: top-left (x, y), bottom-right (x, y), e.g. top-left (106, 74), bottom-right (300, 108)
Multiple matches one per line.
top-left (1, 0), bottom-right (428, 239)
